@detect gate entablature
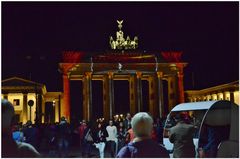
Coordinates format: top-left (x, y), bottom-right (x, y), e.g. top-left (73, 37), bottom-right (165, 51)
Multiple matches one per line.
top-left (59, 51), bottom-right (187, 121)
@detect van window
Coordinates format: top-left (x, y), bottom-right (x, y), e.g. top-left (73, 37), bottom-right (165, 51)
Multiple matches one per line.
top-left (164, 110), bottom-right (206, 138)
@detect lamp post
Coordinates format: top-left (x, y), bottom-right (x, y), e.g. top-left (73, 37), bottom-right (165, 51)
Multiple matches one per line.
top-left (28, 100), bottom-right (34, 122)
top-left (25, 55), bottom-right (46, 124)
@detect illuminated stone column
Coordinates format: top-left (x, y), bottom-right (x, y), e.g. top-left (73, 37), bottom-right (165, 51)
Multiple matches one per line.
top-left (203, 96), bottom-right (207, 101)
top-left (230, 91), bottom-right (235, 103)
top-left (102, 72), bottom-right (114, 120)
top-left (148, 74), bottom-right (158, 117)
top-left (36, 94), bottom-right (42, 125)
top-left (191, 97), bottom-right (195, 102)
top-left (167, 75), bottom-right (178, 111)
top-left (136, 72), bottom-right (143, 112)
top-left (103, 74), bottom-right (110, 120)
top-left (177, 70), bottom-right (185, 103)
top-left (217, 93), bottom-right (223, 100)
top-left (225, 92), bottom-right (231, 101)
top-left (194, 97), bottom-right (197, 102)
top-left (54, 101), bottom-right (59, 123)
top-left (211, 94), bottom-right (214, 100)
top-left (189, 97), bottom-right (193, 102)
top-left (42, 95), bottom-right (45, 123)
top-left (212, 94), bottom-right (217, 101)
top-left (206, 95), bottom-right (211, 101)
top-left (108, 72), bottom-right (114, 119)
top-left (63, 74), bottom-right (70, 121)
top-left (157, 72), bottom-right (164, 118)
top-left (89, 73), bottom-right (93, 121)
top-left (82, 76), bottom-right (86, 120)
top-left (83, 72), bottom-right (92, 121)
top-left (129, 74), bottom-right (137, 115)
top-left (234, 91), bottom-right (239, 105)
top-left (22, 93), bottom-right (28, 124)
top-left (223, 92), bottom-right (227, 100)
top-left (58, 95), bottom-right (61, 122)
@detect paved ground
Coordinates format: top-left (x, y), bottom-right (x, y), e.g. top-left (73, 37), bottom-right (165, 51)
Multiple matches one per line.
top-left (39, 146), bottom-right (114, 158)
top-left (40, 146), bottom-right (173, 158)
top-left (38, 141), bottom-right (174, 158)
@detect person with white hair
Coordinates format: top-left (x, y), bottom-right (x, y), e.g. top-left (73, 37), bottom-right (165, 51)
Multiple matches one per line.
top-left (116, 112), bottom-right (169, 158)
top-left (2, 99), bottom-right (40, 157)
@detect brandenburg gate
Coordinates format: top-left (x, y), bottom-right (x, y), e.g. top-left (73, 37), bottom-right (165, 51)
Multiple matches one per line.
top-left (59, 20), bottom-right (187, 121)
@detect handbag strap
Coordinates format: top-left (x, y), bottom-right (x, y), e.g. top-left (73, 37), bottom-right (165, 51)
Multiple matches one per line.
top-left (85, 129), bottom-right (90, 138)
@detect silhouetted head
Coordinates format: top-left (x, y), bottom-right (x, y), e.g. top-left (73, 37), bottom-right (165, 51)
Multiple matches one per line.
top-left (126, 113), bottom-right (131, 120)
top-left (60, 116), bottom-right (66, 121)
top-left (82, 119), bottom-right (86, 126)
top-left (26, 120), bottom-right (32, 127)
top-left (174, 113), bottom-right (186, 123)
top-left (2, 99), bottom-right (15, 133)
top-left (119, 122), bottom-right (124, 127)
top-left (109, 120), bottom-right (113, 126)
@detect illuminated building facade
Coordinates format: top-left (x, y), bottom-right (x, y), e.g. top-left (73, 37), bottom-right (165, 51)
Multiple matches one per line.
top-left (59, 20), bottom-right (187, 121)
top-left (1, 77), bottom-right (63, 124)
top-left (185, 81), bottom-right (239, 105)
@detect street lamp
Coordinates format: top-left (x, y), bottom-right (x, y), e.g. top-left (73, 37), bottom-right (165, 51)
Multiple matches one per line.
top-left (28, 100), bottom-right (34, 122)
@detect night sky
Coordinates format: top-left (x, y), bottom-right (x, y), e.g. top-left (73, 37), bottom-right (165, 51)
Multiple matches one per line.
top-left (2, 2), bottom-right (239, 119)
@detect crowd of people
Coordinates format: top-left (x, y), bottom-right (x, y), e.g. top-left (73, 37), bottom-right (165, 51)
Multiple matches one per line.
top-left (2, 99), bottom-right (168, 158)
top-left (2, 98), bottom-right (228, 158)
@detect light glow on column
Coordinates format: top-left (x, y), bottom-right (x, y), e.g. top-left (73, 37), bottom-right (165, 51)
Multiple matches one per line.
top-left (225, 92), bottom-right (230, 101)
top-left (217, 93), bottom-right (223, 100)
top-left (212, 94), bottom-right (217, 100)
top-left (234, 91), bottom-right (239, 105)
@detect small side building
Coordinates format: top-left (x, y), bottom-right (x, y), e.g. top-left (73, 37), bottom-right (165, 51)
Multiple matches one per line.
top-left (185, 81), bottom-right (239, 105)
top-left (1, 77), bottom-right (63, 124)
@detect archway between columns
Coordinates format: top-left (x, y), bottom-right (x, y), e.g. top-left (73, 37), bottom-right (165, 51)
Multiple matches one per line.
top-left (92, 80), bottom-right (103, 120)
top-left (114, 80), bottom-right (130, 115)
top-left (142, 80), bottom-right (149, 113)
top-left (70, 81), bottom-right (83, 123)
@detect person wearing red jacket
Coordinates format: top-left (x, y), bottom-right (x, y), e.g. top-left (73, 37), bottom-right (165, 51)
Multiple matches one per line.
top-left (78, 120), bottom-right (87, 149)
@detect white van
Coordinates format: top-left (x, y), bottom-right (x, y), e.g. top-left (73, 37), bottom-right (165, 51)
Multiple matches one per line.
top-left (163, 100), bottom-right (239, 158)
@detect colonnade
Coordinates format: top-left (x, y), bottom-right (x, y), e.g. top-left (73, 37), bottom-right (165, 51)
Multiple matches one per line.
top-left (62, 71), bottom-right (185, 121)
top-left (188, 91), bottom-right (239, 105)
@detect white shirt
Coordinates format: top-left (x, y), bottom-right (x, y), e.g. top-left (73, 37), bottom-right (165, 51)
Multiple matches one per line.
top-left (106, 125), bottom-right (117, 142)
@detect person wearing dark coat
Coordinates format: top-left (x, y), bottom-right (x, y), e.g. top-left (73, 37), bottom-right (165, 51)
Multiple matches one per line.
top-left (155, 117), bottom-right (164, 144)
top-left (117, 122), bottom-right (127, 152)
top-left (57, 117), bottom-right (71, 157)
top-left (23, 121), bottom-right (38, 149)
top-left (82, 122), bottom-right (94, 157)
top-left (94, 123), bottom-right (108, 158)
top-left (123, 113), bottom-right (132, 131)
top-left (169, 113), bottom-right (196, 158)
